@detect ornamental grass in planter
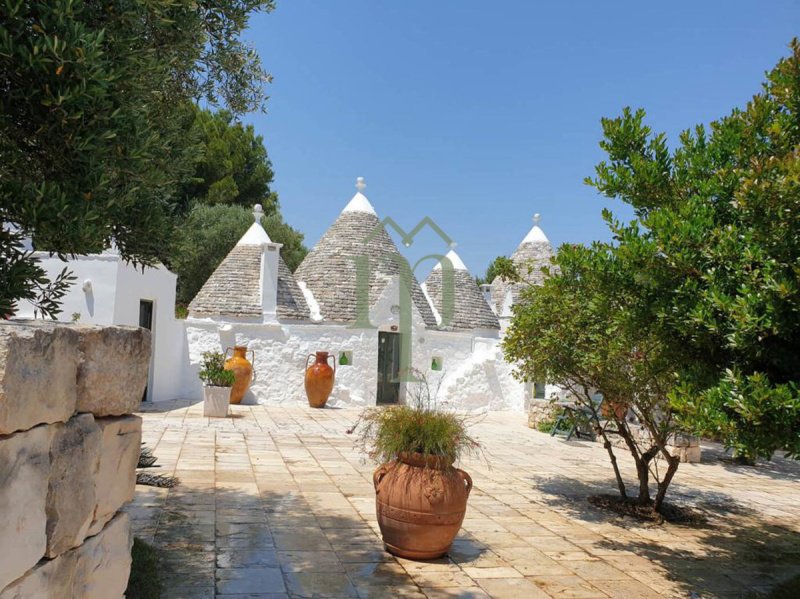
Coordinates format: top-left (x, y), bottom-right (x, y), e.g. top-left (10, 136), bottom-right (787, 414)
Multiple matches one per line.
top-left (351, 371), bottom-right (480, 559)
top-left (199, 351), bottom-right (234, 417)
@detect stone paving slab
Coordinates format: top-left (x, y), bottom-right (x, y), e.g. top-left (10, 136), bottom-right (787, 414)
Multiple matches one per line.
top-left (128, 400), bottom-right (800, 598)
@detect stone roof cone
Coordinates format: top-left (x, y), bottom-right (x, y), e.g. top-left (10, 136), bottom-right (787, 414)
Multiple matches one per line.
top-left (423, 249), bottom-right (500, 331)
top-left (489, 213), bottom-right (555, 316)
top-left (189, 204), bottom-right (311, 320)
top-left (293, 178), bottom-right (437, 326)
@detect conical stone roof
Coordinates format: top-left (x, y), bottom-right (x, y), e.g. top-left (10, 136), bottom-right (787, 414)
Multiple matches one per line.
top-left (189, 206), bottom-right (311, 320)
top-left (293, 180), bottom-right (437, 327)
top-left (489, 215), bottom-right (555, 315)
top-left (423, 250), bottom-right (500, 331)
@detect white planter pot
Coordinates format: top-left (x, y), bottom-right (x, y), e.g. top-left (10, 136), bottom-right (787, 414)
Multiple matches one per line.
top-left (203, 386), bottom-right (230, 417)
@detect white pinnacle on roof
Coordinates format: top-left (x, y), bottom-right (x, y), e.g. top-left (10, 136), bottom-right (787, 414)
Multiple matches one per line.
top-left (521, 213), bottom-right (550, 244)
top-left (433, 249), bottom-right (468, 272)
top-left (341, 176), bottom-right (378, 216)
top-left (237, 204), bottom-right (273, 246)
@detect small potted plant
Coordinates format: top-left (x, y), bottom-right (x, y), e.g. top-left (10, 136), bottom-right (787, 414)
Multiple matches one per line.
top-left (351, 370), bottom-right (480, 559)
top-left (198, 351), bottom-right (234, 417)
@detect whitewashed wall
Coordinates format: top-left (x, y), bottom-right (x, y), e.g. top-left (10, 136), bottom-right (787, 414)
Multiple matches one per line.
top-left (17, 252), bottom-right (119, 324)
top-left (113, 262), bottom-right (187, 402)
top-left (183, 275), bottom-right (431, 405)
top-left (181, 274), bottom-right (528, 410)
top-left (182, 321), bottom-right (526, 410)
top-left (15, 253), bottom-right (187, 403)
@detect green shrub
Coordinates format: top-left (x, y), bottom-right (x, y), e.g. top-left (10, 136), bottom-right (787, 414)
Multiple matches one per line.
top-left (126, 537), bottom-right (161, 599)
top-left (198, 351), bottom-right (235, 387)
top-left (536, 418), bottom-right (557, 434)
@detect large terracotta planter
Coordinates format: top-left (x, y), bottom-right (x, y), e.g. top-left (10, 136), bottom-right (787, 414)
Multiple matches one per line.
top-left (203, 386), bottom-right (230, 418)
top-left (304, 351), bottom-right (336, 408)
top-left (373, 453), bottom-right (472, 559)
top-left (224, 346), bottom-right (254, 405)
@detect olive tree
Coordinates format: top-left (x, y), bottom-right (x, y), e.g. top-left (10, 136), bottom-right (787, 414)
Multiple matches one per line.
top-left (0, 0), bottom-right (274, 317)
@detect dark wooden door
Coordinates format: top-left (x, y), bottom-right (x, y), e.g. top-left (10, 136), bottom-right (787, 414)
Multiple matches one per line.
top-left (376, 332), bottom-right (401, 405)
top-left (138, 300), bottom-right (153, 402)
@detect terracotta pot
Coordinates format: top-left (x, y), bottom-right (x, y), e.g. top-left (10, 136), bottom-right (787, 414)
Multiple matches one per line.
top-left (224, 346), bottom-right (254, 405)
top-left (601, 399), bottom-right (628, 420)
top-left (373, 452), bottom-right (472, 559)
top-left (304, 351), bottom-right (336, 408)
top-left (203, 386), bottom-right (230, 418)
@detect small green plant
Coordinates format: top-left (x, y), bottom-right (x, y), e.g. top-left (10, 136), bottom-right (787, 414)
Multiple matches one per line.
top-left (71, 312), bottom-right (81, 323)
top-left (174, 304), bottom-right (188, 319)
top-left (126, 537), bottom-right (162, 598)
top-left (350, 370), bottom-right (480, 465)
top-left (536, 418), bottom-right (557, 434)
top-left (198, 351), bottom-right (235, 387)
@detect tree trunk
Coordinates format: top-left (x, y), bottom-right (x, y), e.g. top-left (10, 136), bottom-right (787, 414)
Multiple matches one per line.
top-left (637, 446), bottom-right (660, 505)
top-left (635, 459), bottom-right (650, 504)
top-left (637, 412), bottom-right (681, 512)
top-left (654, 456), bottom-right (680, 512)
top-left (581, 387), bottom-right (628, 499)
top-left (615, 420), bottom-right (654, 504)
top-left (602, 439), bottom-right (627, 499)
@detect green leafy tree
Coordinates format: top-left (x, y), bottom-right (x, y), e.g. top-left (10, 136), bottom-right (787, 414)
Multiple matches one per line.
top-left (170, 204), bottom-right (306, 306)
top-left (170, 106), bottom-right (306, 306)
top-left (587, 40), bottom-right (800, 462)
top-left (0, 0), bottom-right (274, 317)
top-left (503, 244), bottom-right (682, 512)
top-left (475, 255), bottom-right (510, 286)
top-left (177, 107), bottom-right (279, 214)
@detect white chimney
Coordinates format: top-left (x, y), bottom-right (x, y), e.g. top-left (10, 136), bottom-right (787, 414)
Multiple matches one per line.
top-left (237, 205), bottom-right (283, 323)
top-left (260, 239), bottom-right (282, 323)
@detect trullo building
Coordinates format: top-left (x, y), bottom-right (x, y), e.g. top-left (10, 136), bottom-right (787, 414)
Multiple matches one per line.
top-left (184, 178), bottom-right (556, 409)
top-left (10, 178), bottom-right (558, 409)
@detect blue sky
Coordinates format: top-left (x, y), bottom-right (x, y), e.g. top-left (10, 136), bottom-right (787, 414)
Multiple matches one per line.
top-left (241, 1), bottom-right (800, 277)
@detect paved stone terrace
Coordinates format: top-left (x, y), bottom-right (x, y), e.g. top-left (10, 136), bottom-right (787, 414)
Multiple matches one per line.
top-left (128, 400), bottom-right (800, 599)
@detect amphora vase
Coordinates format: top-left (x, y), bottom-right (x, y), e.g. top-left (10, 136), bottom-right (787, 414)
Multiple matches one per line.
top-left (304, 351), bottom-right (336, 408)
top-left (373, 453), bottom-right (472, 559)
top-left (224, 346), bottom-right (254, 405)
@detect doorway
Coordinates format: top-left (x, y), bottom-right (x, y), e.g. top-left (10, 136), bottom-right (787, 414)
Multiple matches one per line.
top-left (376, 331), bottom-right (401, 405)
top-left (138, 300), bottom-right (154, 402)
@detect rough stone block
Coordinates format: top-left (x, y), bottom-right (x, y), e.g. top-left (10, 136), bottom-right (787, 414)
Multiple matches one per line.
top-left (74, 512), bottom-right (133, 599)
top-left (0, 322), bottom-right (79, 435)
top-left (1, 512), bottom-right (132, 599)
top-left (670, 433), bottom-right (699, 448)
top-left (674, 445), bottom-right (701, 463)
top-left (0, 551), bottom-right (77, 599)
top-left (46, 414), bottom-right (101, 557)
top-left (75, 325), bottom-right (151, 417)
top-left (527, 398), bottom-right (557, 429)
top-left (88, 416), bottom-right (141, 536)
top-left (0, 425), bottom-right (52, 590)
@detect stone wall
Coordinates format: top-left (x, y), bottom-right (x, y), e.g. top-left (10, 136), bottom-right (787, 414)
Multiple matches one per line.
top-left (0, 322), bottom-right (149, 598)
top-left (527, 398), bottom-right (560, 429)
